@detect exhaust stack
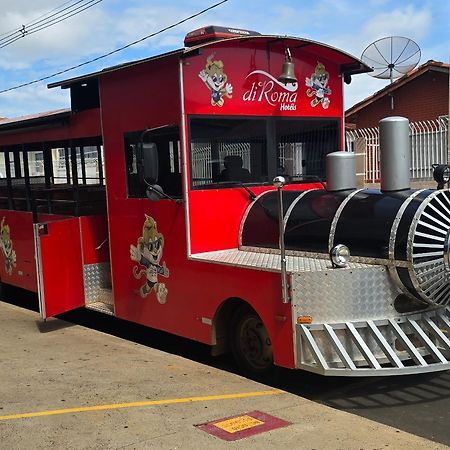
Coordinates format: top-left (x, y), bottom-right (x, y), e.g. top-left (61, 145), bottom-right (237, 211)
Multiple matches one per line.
top-left (379, 116), bottom-right (411, 192)
top-left (326, 151), bottom-right (356, 192)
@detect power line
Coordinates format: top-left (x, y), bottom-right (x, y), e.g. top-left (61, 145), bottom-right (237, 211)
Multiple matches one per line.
top-left (22, 0), bottom-right (89, 30)
top-left (0, 0), bottom-right (102, 49)
top-left (0, 0), bottom-right (91, 40)
top-left (0, 0), bottom-right (229, 95)
top-left (0, 0), bottom-right (84, 39)
top-left (0, 1), bottom-right (102, 50)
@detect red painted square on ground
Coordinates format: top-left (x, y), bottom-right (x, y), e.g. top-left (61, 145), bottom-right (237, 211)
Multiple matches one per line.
top-left (195, 410), bottom-right (291, 441)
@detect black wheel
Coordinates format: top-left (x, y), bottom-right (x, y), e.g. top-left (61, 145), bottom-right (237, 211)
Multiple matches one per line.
top-left (230, 306), bottom-right (274, 377)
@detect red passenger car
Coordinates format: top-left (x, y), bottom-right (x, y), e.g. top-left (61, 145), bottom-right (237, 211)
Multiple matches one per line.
top-left (1, 26), bottom-right (449, 376)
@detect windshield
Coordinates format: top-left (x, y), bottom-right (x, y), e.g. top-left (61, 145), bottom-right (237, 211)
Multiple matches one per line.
top-left (189, 117), bottom-right (339, 189)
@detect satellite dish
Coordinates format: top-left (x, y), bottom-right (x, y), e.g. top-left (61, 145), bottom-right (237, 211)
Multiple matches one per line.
top-left (361, 36), bottom-right (421, 83)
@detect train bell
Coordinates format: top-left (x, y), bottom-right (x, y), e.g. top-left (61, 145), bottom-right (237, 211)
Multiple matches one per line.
top-left (278, 48), bottom-right (297, 84)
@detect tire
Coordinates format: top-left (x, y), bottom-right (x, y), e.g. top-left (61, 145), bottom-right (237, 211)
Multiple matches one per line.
top-left (230, 306), bottom-right (274, 377)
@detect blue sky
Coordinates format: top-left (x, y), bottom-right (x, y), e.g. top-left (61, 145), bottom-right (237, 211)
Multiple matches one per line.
top-left (0, 0), bottom-right (448, 118)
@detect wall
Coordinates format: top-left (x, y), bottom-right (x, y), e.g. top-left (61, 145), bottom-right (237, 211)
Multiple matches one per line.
top-left (348, 70), bottom-right (449, 129)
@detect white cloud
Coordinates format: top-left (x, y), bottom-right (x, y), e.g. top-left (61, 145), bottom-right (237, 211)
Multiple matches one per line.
top-left (1, 11), bottom-right (116, 67)
top-left (1, 83), bottom-right (69, 118)
top-left (361, 5), bottom-right (431, 43)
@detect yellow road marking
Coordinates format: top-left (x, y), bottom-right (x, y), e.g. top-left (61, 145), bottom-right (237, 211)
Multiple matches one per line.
top-left (0, 390), bottom-right (285, 421)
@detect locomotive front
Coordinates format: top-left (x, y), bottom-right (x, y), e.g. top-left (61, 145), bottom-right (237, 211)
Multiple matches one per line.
top-left (240, 116), bottom-right (450, 375)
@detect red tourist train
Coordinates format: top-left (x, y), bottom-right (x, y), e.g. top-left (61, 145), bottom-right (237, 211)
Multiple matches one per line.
top-left (0, 26), bottom-right (449, 376)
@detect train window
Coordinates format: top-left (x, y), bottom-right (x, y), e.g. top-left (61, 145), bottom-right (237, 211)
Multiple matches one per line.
top-left (189, 117), bottom-right (339, 189)
top-left (0, 152), bottom-right (5, 177)
top-left (276, 119), bottom-right (339, 182)
top-left (189, 118), bottom-right (268, 188)
top-left (52, 147), bottom-right (69, 184)
top-left (50, 144), bottom-right (104, 185)
top-left (6, 152), bottom-right (16, 178)
top-left (26, 150), bottom-right (45, 177)
top-left (124, 126), bottom-right (182, 199)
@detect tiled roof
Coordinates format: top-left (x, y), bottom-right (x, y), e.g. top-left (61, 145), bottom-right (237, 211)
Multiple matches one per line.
top-left (346, 60), bottom-right (449, 118)
top-left (0, 109), bottom-right (71, 132)
top-left (0, 108), bottom-right (70, 126)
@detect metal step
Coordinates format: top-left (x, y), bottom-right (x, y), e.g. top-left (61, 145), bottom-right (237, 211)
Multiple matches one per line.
top-left (296, 307), bottom-right (450, 376)
top-left (85, 301), bottom-right (114, 316)
top-left (95, 287), bottom-right (113, 305)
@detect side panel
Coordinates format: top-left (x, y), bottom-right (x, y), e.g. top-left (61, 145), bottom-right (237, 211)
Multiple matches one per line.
top-left (0, 210), bottom-right (81, 293)
top-left (36, 218), bottom-right (85, 318)
top-left (183, 40), bottom-right (343, 118)
top-left (0, 210), bottom-right (36, 292)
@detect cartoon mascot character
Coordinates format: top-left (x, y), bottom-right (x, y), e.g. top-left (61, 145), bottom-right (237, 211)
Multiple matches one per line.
top-left (0, 217), bottom-right (16, 275)
top-left (199, 54), bottom-right (233, 107)
top-left (305, 62), bottom-right (332, 109)
top-left (130, 215), bottom-right (169, 304)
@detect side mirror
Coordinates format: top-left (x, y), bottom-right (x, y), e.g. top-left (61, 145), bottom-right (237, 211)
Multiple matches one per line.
top-left (146, 184), bottom-right (164, 202)
top-left (146, 184), bottom-right (179, 203)
top-left (433, 164), bottom-right (450, 190)
top-left (138, 142), bottom-right (159, 184)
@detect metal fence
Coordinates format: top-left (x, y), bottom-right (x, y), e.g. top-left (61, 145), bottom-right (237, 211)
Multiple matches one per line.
top-left (346, 116), bottom-right (449, 182)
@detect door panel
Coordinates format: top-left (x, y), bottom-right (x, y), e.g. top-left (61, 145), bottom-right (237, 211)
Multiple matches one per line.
top-left (34, 218), bottom-right (85, 319)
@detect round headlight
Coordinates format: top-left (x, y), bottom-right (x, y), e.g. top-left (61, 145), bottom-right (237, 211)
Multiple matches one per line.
top-left (330, 244), bottom-right (350, 268)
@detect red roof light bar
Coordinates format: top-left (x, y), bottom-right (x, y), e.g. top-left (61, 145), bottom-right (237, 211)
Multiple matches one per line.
top-left (184, 25), bottom-right (261, 47)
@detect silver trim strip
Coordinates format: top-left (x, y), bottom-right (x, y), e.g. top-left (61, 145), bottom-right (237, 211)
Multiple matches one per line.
top-left (328, 189), bottom-right (362, 251)
top-left (179, 58), bottom-right (192, 257)
top-left (238, 190), bottom-right (272, 247)
top-left (78, 218), bottom-right (87, 308)
top-left (283, 189), bottom-right (317, 232)
top-left (97, 80), bottom-right (116, 310)
top-left (275, 183), bottom-right (289, 303)
top-left (33, 223), bottom-right (46, 320)
top-left (388, 189), bottom-right (425, 292)
top-left (389, 190), bottom-right (425, 261)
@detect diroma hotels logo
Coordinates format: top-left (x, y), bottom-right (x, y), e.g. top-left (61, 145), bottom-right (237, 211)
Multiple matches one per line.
top-left (242, 70), bottom-right (298, 111)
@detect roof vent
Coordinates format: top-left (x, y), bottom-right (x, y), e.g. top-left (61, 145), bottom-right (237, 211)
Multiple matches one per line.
top-left (184, 25), bottom-right (260, 47)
